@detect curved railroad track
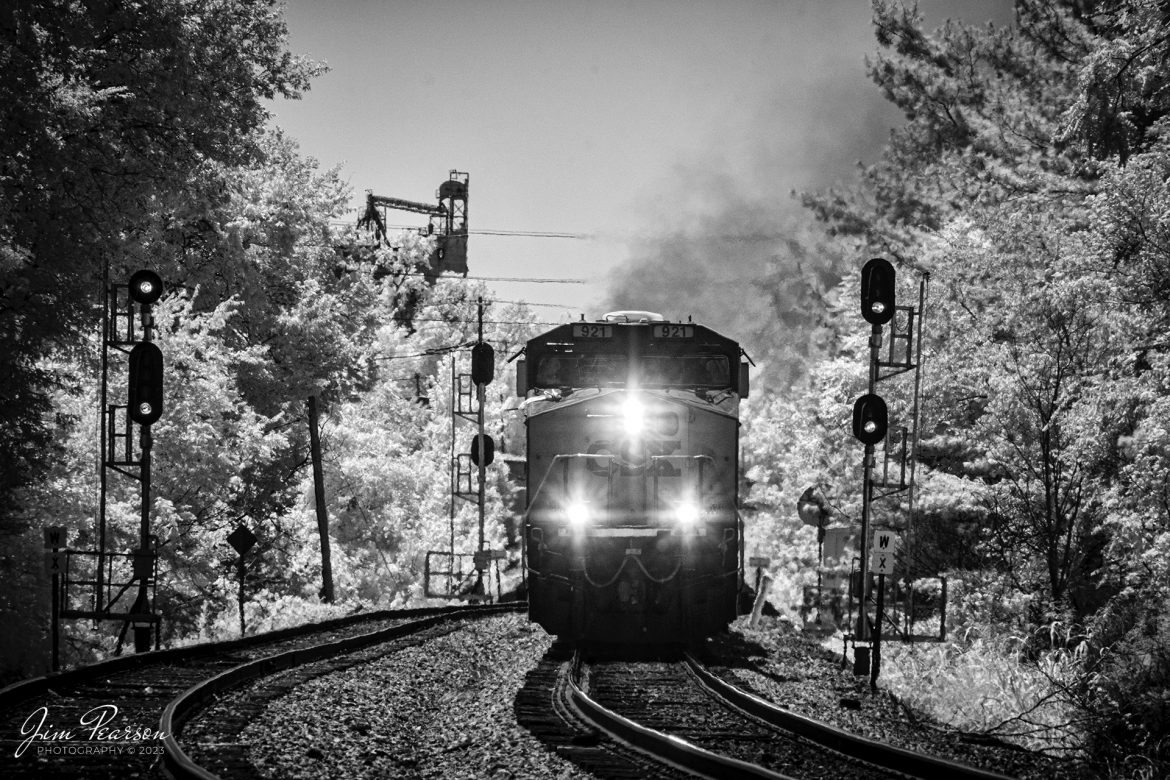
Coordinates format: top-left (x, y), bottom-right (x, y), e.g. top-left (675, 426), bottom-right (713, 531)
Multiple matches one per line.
top-left (522, 644), bottom-right (1018, 780)
top-left (0, 603), bottom-right (521, 780)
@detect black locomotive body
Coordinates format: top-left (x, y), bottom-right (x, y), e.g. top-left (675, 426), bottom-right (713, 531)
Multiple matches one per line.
top-left (518, 311), bottom-right (748, 644)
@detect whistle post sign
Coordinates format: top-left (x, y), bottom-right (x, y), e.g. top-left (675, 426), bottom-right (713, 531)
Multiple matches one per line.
top-left (869, 529), bottom-right (901, 575)
top-left (44, 526), bottom-right (67, 549)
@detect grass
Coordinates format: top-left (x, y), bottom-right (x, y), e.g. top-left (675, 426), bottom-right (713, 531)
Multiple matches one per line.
top-left (877, 630), bottom-right (1084, 757)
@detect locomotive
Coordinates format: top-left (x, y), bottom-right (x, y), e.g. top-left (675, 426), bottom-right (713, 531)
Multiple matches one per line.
top-left (516, 311), bottom-right (749, 644)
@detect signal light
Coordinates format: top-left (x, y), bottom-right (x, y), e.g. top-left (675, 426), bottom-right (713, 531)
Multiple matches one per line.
top-left (851, 393), bottom-right (888, 445)
top-left (128, 342), bottom-right (164, 426)
top-left (469, 433), bottom-right (495, 466)
top-left (860, 258), bottom-right (895, 326)
top-left (128, 270), bottom-right (164, 305)
top-left (471, 342), bottom-right (495, 385)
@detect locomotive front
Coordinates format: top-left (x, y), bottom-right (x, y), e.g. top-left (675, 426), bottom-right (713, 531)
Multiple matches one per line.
top-left (517, 312), bottom-right (748, 644)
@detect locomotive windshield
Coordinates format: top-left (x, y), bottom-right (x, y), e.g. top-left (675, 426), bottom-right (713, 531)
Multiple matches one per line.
top-left (641, 355), bottom-right (729, 387)
top-left (532, 352), bottom-right (731, 390)
top-left (523, 319), bottom-right (745, 395)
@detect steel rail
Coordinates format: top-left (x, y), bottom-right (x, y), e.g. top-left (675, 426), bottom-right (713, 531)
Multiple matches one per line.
top-left (160, 602), bottom-right (524, 780)
top-left (0, 603), bottom-right (469, 711)
top-left (561, 650), bottom-right (794, 780)
top-left (682, 651), bottom-right (1017, 780)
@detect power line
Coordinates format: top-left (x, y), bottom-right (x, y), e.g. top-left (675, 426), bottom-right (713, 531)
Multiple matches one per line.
top-left (406, 316), bottom-right (567, 326)
top-left (458, 274), bottom-right (587, 284)
top-left (338, 221), bottom-right (815, 243)
top-left (381, 268), bottom-right (587, 283)
top-left (470, 229), bottom-right (584, 239)
top-left (328, 220), bottom-right (586, 239)
top-left (493, 299), bottom-right (579, 309)
top-left (289, 249), bottom-right (592, 283)
top-left (391, 225), bottom-right (584, 239)
top-left (372, 331), bottom-right (553, 361)
top-left (372, 342), bottom-right (472, 361)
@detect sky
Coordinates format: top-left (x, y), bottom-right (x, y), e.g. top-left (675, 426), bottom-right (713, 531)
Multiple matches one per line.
top-left (268, 0), bottom-right (1014, 326)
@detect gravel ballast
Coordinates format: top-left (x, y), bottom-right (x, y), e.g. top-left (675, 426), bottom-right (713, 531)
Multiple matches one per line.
top-left (237, 612), bottom-right (590, 779)
top-left (184, 611), bottom-right (1092, 779)
top-left (705, 617), bottom-right (1091, 780)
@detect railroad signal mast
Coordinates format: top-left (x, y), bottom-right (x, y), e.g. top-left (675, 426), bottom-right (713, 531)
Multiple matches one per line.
top-left (847, 257), bottom-right (927, 686)
top-left (424, 298), bottom-right (506, 601)
top-left (52, 270), bottom-right (167, 669)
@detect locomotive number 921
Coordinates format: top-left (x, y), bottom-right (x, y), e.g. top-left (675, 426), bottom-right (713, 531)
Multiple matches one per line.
top-left (516, 311), bottom-right (749, 644)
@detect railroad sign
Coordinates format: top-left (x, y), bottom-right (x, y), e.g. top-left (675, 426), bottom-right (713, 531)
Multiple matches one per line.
top-left (44, 525), bottom-right (67, 549)
top-left (473, 549), bottom-right (507, 570)
top-left (227, 525), bottom-right (258, 556)
top-left (45, 550), bottom-right (64, 576)
top-left (869, 529), bottom-right (901, 575)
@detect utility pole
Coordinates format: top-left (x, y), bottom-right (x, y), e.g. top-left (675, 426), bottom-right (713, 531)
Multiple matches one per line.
top-left (307, 394), bottom-right (334, 603)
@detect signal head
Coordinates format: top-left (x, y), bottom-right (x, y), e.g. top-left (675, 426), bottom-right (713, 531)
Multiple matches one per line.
top-left (128, 270), bottom-right (164, 305)
top-left (471, 342), bottom-right (495, 386)
top-left (860, 258), bottom-right (895, 326)
top-left (128, 342), bottom-right (164, 426)
top-left (851, 392), bottom-right (888, 445)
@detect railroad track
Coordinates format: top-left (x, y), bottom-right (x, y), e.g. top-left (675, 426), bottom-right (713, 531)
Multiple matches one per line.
top-left (515, 642), bottom-right (694, 780)
top-left (0, 603), bottom-right (522, 779)
top-left (526, 646), bottom-right (1018, 780)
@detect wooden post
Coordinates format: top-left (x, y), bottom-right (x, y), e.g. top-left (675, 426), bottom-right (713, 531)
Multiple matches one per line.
top-left (133, 426), bottom-right (153, 654)
top-left (749, 573), bottom-right (772, 627)
top-left (51, 565), bottom-right (59, 672)
top-left (872, 573), bottom-right (884, 689)
top-left (307, 395), bottom-right (334, 603)
top-left (237, 554), bottom-right (246, 636)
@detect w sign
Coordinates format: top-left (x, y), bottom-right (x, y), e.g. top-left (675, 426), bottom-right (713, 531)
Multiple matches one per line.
top-left (44, 526), bottom-right (67, 549)
top-left (869, 529), bottom-right (901, 575)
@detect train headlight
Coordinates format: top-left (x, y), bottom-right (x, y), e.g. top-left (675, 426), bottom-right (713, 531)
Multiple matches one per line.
top-left (676, 501), bottom-right (700, 527)
top-left (565, 502), bottom-right (589, 531)
top-left (622, 396), bottom-right (645, 437)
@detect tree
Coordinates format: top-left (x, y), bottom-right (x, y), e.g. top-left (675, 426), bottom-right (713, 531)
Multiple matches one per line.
top-left (0, 0), bottom-right (320, 510)
top-left (770, 1), bottom-right (1170, 768)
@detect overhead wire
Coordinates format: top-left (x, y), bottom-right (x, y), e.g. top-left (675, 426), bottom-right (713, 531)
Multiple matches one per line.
top-left (387, 224), bottom-right (584, 239)
top-left (492, 299), bottom-right (579, 309)
top-left (328, 220), bottom-right (586, 239)
top-left (371, 343), bottom-right (473, 361)
top-left (405, 316), bottom-right (569, 326)
top-left (330, 219), bottom-right (812, 243)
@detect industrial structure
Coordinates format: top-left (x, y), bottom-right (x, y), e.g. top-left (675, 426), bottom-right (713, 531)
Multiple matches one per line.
top-left (358, 170), bottom-right (469, 280)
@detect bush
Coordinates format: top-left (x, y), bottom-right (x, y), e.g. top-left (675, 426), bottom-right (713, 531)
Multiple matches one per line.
top-left (1080, 591), bottom-right (1170, 778)
top-left (880, 623), bottom-right (1083, 755)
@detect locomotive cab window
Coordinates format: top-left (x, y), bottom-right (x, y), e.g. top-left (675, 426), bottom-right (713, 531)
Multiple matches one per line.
top-left (641, 355), bottom-right (730, 389)
top-left (533, 353), bottom-right (730, 390)
top-left (535, 356), bottom-right (568, 386)
top-left (534, 355), bottom-right (628, 388)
